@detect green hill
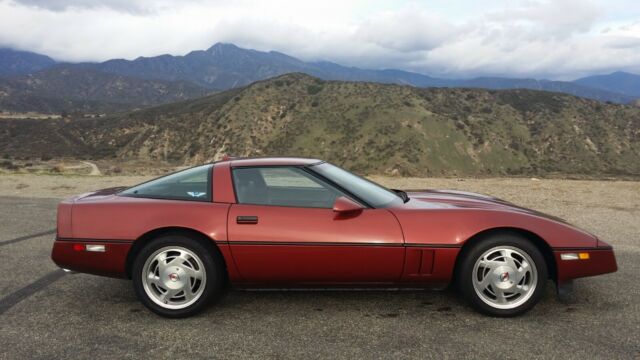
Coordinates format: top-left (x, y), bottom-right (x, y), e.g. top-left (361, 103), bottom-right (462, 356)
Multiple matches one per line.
top-left (1, 73), bottom-right (639, 177)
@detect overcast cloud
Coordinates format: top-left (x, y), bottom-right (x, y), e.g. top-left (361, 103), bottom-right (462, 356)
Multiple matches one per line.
top-left (1, 0), bottom-right (639, 79)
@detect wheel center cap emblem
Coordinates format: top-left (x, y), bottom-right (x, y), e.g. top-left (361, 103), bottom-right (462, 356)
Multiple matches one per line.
top-left (500, 272), bottom-right (510, 282)
top-left (168, 273), bottom-right (179, 282)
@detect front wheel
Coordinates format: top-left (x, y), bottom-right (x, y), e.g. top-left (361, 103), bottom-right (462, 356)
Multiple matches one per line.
top-left (456, 233), bottom-right (548, 317)
top-left (132, 234), bottom-right (224, 318)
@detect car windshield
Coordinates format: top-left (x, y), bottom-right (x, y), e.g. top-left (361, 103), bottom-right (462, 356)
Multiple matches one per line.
top-left (310, 162), bottom-right (401, 208)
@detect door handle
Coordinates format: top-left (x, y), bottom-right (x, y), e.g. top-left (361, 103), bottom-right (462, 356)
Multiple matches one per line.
top-left (237, 216), bottom-right (258, 224)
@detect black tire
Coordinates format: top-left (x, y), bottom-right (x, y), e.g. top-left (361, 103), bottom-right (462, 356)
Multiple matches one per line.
top-left (456, 232), bottom-right (548, 317)
top-left (132, 233), bottom-right (225, 318)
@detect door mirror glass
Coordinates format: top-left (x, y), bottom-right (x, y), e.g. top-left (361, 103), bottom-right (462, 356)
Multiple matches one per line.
top-left (332, 196), bottom-right (363, 214)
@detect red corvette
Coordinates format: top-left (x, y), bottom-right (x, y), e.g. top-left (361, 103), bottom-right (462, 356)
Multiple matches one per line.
top-left (51, 157), bottom-right (617, 317)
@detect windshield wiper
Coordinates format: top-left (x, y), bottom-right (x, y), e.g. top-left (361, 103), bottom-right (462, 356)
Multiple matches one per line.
top-left (391, 189), bottom-right (410, 203)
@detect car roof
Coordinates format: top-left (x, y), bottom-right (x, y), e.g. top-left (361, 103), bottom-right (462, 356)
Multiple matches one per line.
top-left (222, 156), bottom-right (324, 167)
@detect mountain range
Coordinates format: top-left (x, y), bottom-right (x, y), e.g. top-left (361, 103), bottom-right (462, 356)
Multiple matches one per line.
top-left (0, 65), bottom-right (210, 113)
top-left (1, 43), bottom-right (639, 114)
top-left (2, 74), bottom-right (638, 177)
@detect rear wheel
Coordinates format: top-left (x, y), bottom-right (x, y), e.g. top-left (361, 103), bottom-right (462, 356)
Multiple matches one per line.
top-left (132, 234), bottom-right (224, 318)
top-left (456, 233), bottom-right (548, 317)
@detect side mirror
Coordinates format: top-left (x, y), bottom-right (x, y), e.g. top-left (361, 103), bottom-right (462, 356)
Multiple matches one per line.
top-left (332, 196), bottom-right (363, 215)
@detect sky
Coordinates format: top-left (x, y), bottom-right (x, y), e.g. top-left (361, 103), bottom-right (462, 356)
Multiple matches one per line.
top-left (0, 0), bottom-right (639, 80)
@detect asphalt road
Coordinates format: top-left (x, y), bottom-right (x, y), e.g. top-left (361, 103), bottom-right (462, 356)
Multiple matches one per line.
top-left (1, 196), bottom-right (638, 359)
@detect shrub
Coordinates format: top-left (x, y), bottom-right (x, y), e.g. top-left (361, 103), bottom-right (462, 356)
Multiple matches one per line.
top-left (307, 84), bottom-right (323, 95)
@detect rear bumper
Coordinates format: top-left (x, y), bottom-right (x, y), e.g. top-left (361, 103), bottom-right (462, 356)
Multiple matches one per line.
top-left (51, 238), bottom-right (132, 278)
top-left (554, 242), bottom-right (617, 285)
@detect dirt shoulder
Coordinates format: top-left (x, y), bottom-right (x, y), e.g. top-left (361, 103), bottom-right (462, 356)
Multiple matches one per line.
top-left (0, 174), bottom-right (150, 198)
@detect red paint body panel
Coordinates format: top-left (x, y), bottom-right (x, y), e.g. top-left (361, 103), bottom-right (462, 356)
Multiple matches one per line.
top-left (227, 204), bottom-right (404, 283)
top-left (390, 191), bottom-right (598, 249)
top-left (230, 157), bottom-right (321, 167)
top-left (212, 161), bottom-right (236, 204)
top-left (50, 158), bottom-right (617, 289)
top-left (56, 199), bottom-right (73, 238)
top-left (51, 241), bottom-right (131, 278)
top-left (401, 247), bottom-right (459, 285)
top-left (70, 196), bottom-right (229, 241)
top-left (230, 245), bottom-right (404, 285)
top-left (555, 248), bottom-right (618, 284)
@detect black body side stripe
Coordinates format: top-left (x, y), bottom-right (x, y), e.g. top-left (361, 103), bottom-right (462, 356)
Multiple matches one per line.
top-left (58, 238), bottom-right (462, 248)
top-left (553, 246), bottom-right (613, 251)
top-left (219, 240), bottom-right (461, 248)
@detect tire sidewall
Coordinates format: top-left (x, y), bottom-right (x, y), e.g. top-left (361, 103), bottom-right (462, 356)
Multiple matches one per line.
top-left (132, 234), bottom-right (223, 318)
top-left (457, 233), bottom-right (548, 317)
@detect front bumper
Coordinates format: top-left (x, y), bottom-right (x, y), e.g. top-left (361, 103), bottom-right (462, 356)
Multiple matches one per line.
top-left (554, 241), bottom-right (617, 285)
top-left (51, 238), bottom-right (132, 278)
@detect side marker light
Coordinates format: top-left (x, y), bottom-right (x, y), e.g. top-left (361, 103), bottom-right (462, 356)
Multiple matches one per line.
top-left (560, 253), bottom-right (590, 260)
top-left (86, 244), bottom-right (106, 252)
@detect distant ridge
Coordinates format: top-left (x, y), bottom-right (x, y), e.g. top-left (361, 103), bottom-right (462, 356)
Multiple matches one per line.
top-left (0, 65), bottom-right (211, 113)
top-left (0, 48), bottom-right (56, 76)
top-left (574, 72), bottom-right (640, 98)
top-left (1, 43), bottom-right (639, 113)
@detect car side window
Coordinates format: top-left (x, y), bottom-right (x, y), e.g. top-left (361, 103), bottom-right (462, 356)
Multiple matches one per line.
top-left (232, 167), bottom-right (346, 208)
top-left (120, 165), bottom-right (212, 202)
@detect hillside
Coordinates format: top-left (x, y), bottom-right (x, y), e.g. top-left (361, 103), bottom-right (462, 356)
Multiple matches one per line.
top-left (0, 66), bottom-right (211, 113)
top-left (1, 73), bottom-right (639, 177)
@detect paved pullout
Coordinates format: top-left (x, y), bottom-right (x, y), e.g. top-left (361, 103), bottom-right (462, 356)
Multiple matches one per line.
top-left (0, 177), bottom-right (638, 359)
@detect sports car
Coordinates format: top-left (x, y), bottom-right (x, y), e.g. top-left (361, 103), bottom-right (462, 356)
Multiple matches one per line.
top-left (51, 157), bottom-right (617, 317)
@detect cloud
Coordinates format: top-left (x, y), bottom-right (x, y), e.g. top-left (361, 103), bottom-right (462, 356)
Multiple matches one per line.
top-left (0, 0), bottom-right (639, 79)
top-left (353, 5), bottom-right (460, 52)
top-left (486, 0), bottom-right (601, 38)
top-left (10, 0), bottom-right (205, 13)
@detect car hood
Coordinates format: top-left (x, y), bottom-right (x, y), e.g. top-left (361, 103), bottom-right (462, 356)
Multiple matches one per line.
top-left (402, 189), bottom-right (568, 223)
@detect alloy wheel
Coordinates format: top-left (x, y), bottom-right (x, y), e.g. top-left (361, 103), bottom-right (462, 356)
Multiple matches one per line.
top-left (141, 246), bottom-right (207, 310)
top-left (471, 246), bottom-right (538, 310)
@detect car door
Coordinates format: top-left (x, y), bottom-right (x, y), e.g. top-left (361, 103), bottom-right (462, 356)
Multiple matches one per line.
top-left (227, 166), bottom-right (405, 285)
